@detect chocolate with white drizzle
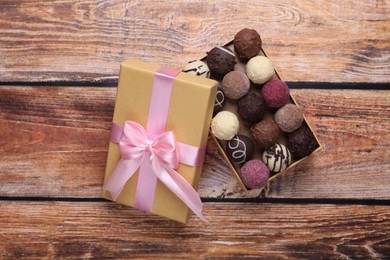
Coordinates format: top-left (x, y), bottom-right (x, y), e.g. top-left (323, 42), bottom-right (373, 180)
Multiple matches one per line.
top-left (262, 143), bottom-right (291, 173)
top-left (226, 135), bottom-right (254, 164)
top-left (182, 60), bottom-right (210, 78)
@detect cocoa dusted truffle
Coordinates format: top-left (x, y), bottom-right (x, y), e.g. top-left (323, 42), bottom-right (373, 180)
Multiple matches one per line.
top-left (221, 71), bottom-right (250, 99)
top-left (234, 28), bottom-right (262, 60)
top-left (237, 93), bottom-right (266, 123)
top-left (240, 159), bottom-right (269, 189)
top-left (226, 135), bottom-right (254, 164)
top-left (287, 125), bottom-right (319, 159)
top-left (213, 88), bottom-right (225, 116)
top-left (274, 104), bottom-right (304, 133)
top-left (206, 46), bottom-right (236, 79)
top-left (262, 79), bottom-right (290, 108)
top-left (251, 119), bottom-right (280, 148)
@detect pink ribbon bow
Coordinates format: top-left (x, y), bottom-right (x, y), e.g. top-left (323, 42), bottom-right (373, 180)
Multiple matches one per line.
top-left (104, 120), bottom-right (207, 222)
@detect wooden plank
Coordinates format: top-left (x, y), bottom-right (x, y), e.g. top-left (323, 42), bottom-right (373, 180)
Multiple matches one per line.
top-left (1, 86), bottom-right (389, 199)
top-left (0, 0), bottom-right (389, 83)
top-left (0, 201), bottom-right (389, 259)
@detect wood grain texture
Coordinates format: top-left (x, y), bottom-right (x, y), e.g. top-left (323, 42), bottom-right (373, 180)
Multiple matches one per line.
top-left (1, 86), bottom-right (389, 199)
top-left (0, 201), bottom-right (389, 259)
top-left (0, 0), bottom-right (389, 83)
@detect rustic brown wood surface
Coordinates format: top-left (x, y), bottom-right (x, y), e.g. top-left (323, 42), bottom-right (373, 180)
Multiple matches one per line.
top-left (1, 202), bottom-right (389, 259)
top-left (1, 0), bottom-right (389, 258)
top-left (0, 0), bottom-right (389, 83)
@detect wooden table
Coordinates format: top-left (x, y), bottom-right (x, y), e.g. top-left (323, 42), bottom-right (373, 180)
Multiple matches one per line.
top-left (1, 1), bottom-right (389, 258)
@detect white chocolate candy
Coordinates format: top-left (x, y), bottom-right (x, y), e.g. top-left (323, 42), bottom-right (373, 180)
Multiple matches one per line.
top-left (182, 60), bottom-right (210, 78)
top-left (211, 111), bottom-right (239, 140)
top-left (262, 144), bottom-right (291, 173)
top-left (246, 56), bottom-right (275, 84)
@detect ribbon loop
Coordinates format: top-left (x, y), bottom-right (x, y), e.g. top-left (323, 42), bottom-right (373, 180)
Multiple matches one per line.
top-left (104, 120), bottom-right (207, 222)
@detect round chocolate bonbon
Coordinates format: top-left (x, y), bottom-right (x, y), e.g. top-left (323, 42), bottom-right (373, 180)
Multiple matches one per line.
top-left (213, 88), bottom-right (226, 116)
top-left (237, 93), bottom-right (266, 123)
top-left (234, 28), bottom-right (262, 60)
top-left (274, 104), bottom-right (303, 133)
top-left (251, 119), bottom-right (280, 148)
top-left (182, 60), bottom-right (210, 78)
top-left (226, 135), bottom-right (254, 164)
top-left (240, 159), bottom-right (270, 189)
top-left (206, 46), bottom-right (236, 79)
top-left (262, 144), bottom-right (291, 173)
top-left (287, 125), bottom-right (319, 159)
top-left (246, 56), bottom-right (275, 84)
top-left (211, 111), bottom-right (239, 141)
top-left (221, 71), bottom-right (250, 99)
top-left (262, 79), bottom-right (290, 108)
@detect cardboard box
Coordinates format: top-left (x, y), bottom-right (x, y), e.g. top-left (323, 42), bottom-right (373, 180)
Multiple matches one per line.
top-left (102, 58), bottom-right (218, 223)
top-left (202, 42), bottom-right (322, 191)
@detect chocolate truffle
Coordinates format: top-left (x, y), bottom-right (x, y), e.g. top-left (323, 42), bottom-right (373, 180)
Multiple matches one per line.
top-left (287, 125), bottom-right (319, 159)
top-left (262, 79), bottom-right (290, 108)
top-left (240, 159), bottom-right (270, 189)
top-left (262, 144), bottom-right (291, 173)
top-left (182, 60), bottom-right (210, 78)
top-left (213, 88), bottom-right (225, 116)
top-left (274, 104), bottom-right (304, 133)
top-left (246, 56), bottom-right (275, 84)
top-left (221, 71), bottom-right (250, 99)
top-left (206, 46), bottom-right (236, 79)
top-left (211, 111), bottom-right (239, 140)
top-left (251, 119), bottom-right (280, 148)
top-left (237, 93), bottom-right (266, 123)
top-left (234, 28), bottom-right (262, 60)
top-left (226, 135), bottom-right (254, 164)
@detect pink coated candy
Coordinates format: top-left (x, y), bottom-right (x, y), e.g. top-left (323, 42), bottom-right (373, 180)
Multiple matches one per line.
top-left (240, 159), bottom-right (270, 189)
top-left (262, 80), bottom-right (290, 108)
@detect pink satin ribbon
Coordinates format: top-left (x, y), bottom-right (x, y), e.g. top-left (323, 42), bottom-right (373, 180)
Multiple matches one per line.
top-left (104, 67), bottom-right (207, 222)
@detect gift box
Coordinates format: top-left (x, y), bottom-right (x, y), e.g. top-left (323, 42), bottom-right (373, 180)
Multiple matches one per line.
top-left (200, 40), bottom-right (322, 191)
top-left (102, 58), bottom-right (218, 223)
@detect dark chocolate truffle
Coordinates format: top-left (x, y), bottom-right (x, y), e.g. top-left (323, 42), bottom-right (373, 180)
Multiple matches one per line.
top-left (251, 119), bottom-right (280, 148)
top-left (234, 28), bottom-right (262, 60)
top-left (213, 88), bottom-right (225, 116)
top-left (221, 71), bottom-right (250, 99)
top-left (240, 159), bottom-right (269, 189)
top-left (206, 46), bottom-right (236, 79)
top-left (238, 93), bottom-right (266, 123)
top-left (274, 104), bottom-right (304, 133)
top-left (262, 80), bottom-right (290, 108)
top-left (226, 135), bottom-right (254, 164)
top-left (287, 125), bottom-right (319, 159)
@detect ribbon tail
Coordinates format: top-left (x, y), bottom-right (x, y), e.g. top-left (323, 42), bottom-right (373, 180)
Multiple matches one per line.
top-left (103, 158), bottom-right (142, 201)
top-left (154, 164), bottom-right (208, 223)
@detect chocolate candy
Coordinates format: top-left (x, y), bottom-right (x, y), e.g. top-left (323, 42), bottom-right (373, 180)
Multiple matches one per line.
top-left (206, 46), bottom-right (236, 79)
top-left (240, 159), bottom-right (270, 189)
top-left (213, 88), bottom-right (225, 116)
top-left (182, 60), bottom-right (210, 78)
top-left (211, 111), bottom-right (239, 140)
top-left (226, 135), bottom-right (254, 164)
top-left (246, 56), bottom-right (275, 84)
top-left (262, 144), bottom-right (291, 173)
top-left (251, 119), bottom-right (280, 148)
top-left (237, 93), bottom-right (266, 123)
top-left (221, 71), bottom-right (250, 99)
top-left (287, 125), bottom-right (319, 159)
top-left (274, 104), bottom-right (303, 133)
top-left (262, 80), bottom-right (290, 108)
top-left (234, 28), bottom-right (262, 60)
